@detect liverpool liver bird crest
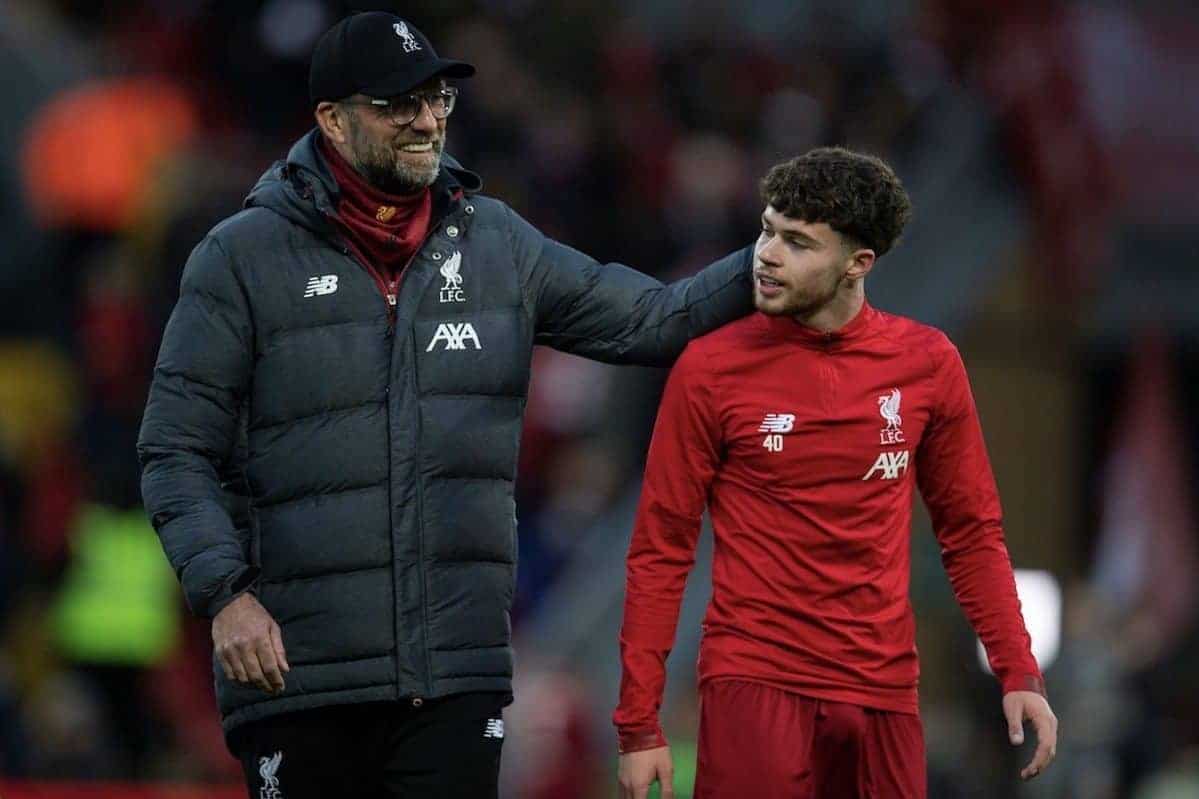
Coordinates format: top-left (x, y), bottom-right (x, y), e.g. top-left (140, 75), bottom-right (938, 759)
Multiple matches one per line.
top-left (878, 388), bottom-right (902, 430)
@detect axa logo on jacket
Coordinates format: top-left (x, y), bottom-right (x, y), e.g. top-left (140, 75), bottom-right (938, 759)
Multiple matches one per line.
top-left (426, 322), bottom-right (481, 351)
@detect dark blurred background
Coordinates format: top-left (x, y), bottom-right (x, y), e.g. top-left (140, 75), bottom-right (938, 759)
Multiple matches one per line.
top-left (0, 0), bottom-right (1196, 797)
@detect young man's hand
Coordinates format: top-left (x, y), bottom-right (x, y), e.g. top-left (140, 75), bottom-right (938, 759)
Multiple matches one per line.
top-left (618, 745), bottom-right (674, 799)
top-left (1003, 690), bottom-right (1058, 780)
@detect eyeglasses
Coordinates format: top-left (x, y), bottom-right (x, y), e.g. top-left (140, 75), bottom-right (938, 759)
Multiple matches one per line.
top-left (341, 87), bottom-right (459, 126)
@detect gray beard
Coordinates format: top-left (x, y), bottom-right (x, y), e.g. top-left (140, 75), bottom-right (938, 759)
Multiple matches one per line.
top-left (350, 134), bottom-right (443, 195)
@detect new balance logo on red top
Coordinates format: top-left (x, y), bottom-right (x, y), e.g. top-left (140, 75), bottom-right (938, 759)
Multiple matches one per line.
top-left (758, 413), bottom-right (794, 453)
top-left (758, 413), bottom-right (795, 433)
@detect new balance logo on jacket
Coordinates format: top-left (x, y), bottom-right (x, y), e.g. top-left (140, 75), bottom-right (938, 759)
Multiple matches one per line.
top-left (426, 322), bottom-right (482, 351)
top-left (303, 275), bottom-right (338, 297)
top-left (483, 718), bottom-right (504, 739)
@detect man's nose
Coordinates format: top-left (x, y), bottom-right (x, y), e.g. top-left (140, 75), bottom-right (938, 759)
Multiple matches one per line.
top-left (409, 100), bottom-right (438, 134)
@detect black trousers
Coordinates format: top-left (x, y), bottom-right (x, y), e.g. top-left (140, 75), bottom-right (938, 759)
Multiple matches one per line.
top-left (229, 693), bottom-right (509, 798)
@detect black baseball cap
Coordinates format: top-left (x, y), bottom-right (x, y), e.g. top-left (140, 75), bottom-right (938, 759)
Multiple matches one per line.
top-left (309, 13), bottom-right (475, 105)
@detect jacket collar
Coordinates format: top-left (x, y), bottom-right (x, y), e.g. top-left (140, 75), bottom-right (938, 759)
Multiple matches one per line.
top-left (244, 128), bottom-right (482, 234)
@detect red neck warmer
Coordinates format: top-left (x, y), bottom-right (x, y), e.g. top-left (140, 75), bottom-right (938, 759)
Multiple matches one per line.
top-left (319, 135), bottom-right (432, 282)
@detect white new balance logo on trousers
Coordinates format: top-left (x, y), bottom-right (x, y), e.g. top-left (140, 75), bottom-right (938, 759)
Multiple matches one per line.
top-left (484, 719), bottom-right (504, 739)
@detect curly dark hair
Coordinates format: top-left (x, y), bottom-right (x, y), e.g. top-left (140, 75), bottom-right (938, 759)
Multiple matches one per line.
top-left (760, 147), bottom-right (912, 257)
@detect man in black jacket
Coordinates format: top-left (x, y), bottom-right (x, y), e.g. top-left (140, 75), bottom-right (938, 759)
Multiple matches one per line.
top-left (138, 12), bottom-right (752, 798)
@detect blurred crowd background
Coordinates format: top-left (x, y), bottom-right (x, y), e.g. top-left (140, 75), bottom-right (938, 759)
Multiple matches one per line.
top-left (0, 0), bottom-right (1196, 797)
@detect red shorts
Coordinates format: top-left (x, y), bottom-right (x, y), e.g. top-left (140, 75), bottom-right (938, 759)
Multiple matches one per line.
top-left (694, 680), bottom-right (926, 799)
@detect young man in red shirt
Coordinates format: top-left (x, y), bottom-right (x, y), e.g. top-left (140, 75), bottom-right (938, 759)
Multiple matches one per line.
top-left (614, 148), bottom-right (1057, 798)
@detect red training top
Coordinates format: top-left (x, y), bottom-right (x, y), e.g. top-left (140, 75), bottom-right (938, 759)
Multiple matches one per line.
top-left (614, 303), bottom-right (1043, 753)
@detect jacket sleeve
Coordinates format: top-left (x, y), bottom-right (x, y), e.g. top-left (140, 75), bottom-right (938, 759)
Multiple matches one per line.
top-left (614, 344), bottom-right (722, 752)
top-left (506, 204), bottom-right (754, 366)
top-left (915, 342), bottom-right (1045, 697)
top-left (137, 235), bottom-right (257, 619)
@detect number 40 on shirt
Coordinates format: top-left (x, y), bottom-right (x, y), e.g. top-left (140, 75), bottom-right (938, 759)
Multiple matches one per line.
top-left (758, 413), bottom-right (795, 452)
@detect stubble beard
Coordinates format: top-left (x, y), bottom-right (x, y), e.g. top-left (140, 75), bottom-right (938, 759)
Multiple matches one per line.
top-left (754, 270), bottom-right (844, 318)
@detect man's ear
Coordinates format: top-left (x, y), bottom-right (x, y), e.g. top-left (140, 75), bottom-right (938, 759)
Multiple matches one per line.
top-left (845, 248), bottom-right (876, 281)
top-left (314, 101), bottom-right (349, 145)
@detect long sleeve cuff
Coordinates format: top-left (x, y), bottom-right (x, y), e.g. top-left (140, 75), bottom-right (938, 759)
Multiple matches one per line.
top-left (1001, 672), bottom-right (1047, 699)
top-left (618, 725), bottom-right (668, 754)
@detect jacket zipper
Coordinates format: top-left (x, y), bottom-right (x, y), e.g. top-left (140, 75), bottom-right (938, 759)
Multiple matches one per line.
top-left (400, 228), bottom-right (439, 702)
top-left (322, 213), bottom-right (428, 326)
top-left (320, 194), bottom-right (454, 702)
top-left (410, 323), bottom-right (434, 700)
top-left (399, 211), bottom-right (457, 701)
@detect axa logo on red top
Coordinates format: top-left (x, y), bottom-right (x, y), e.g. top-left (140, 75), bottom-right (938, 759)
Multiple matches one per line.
top-left (862, 450), bottom-right (910, 481)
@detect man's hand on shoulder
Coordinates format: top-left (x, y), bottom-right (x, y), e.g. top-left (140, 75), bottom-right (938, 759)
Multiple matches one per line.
top-left (619, 745), bottom-right (674, 799)
top-left (213, 592), bottom-right (290, 694)
top-left (1003, 690), bottom-right (1058, 780)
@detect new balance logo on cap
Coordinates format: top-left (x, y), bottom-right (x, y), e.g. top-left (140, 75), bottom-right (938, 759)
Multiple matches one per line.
top-left (426, 322), bottom-right (481, 351)
top-left (304, 275), bottom-right (338, 297)
top-left (484, 719), bottom-right (504, 739)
